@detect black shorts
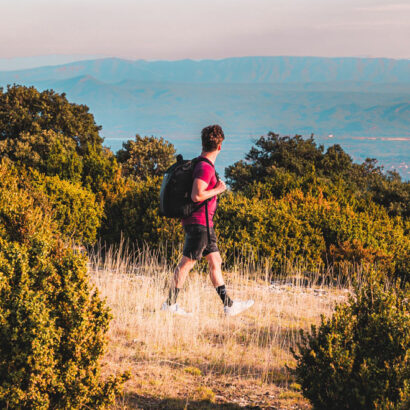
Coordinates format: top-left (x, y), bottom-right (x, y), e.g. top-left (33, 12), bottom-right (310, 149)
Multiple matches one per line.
top-left (182, 224), bottom-right (219, 260)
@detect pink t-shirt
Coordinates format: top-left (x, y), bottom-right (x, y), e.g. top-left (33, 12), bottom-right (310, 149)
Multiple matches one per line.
top-left (181, 157), bottom-right (217, 227)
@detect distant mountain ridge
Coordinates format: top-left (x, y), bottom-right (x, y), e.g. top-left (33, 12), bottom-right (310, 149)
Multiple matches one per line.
top-left (1, 56), bottom-right (409, 84)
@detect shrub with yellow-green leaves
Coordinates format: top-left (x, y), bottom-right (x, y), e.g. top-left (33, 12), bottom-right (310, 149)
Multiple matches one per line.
top-left (90, 131), bottom-right (407, 281)
top-left (0, 159), bottom-right (104, 247)
top-left (215, 188), bottom-right (409, 279)
top-left (0, 160), bottom-right (128, 408)
top-left (99, 168), bottom-right (408, 280)
top-left (215, 190), bottom-right (325, 269)
top-left (100, 175), bottom-right (184, 254)
top-left (282, 189), bottom-right (409, 280)
top-left (292, 273), bottom-right (410, 409)
top-left (28, 168), bottom-right (104, 246)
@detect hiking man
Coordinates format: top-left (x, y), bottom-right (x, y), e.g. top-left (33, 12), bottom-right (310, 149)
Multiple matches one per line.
top-left (161, 125), bottom-right (254, 316)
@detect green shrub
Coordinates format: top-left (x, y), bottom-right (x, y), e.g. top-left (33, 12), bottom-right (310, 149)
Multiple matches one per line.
top-left (0, 160), bottom-right (103, 246)
top-left (100, 175), bottom-right (183, 253)
top-left (284, 189), bottom-right (410, 281)
top-left (215, 188), bottom-right (409, 278)
top-left (215, 190), bottom-right (325, 269)
top-left (29, 169), bottom-right (104, 246)
top-left (0, 160), bottom-right (128, 408)
top-left (291, 273), bottom-right (409, 409)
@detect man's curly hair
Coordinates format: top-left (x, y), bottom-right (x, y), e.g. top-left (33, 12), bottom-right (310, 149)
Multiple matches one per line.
top-left (201, 125), bottom-right (225, 152)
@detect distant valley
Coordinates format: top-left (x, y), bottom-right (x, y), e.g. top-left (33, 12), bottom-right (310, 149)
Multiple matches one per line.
top-left (0, 56), bottom-right (409, 178)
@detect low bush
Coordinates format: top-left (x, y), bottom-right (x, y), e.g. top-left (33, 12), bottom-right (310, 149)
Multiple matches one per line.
top-left (100, 175), bottom-right (183, 254)
top-left (29, 169), bottom-right (104, 246)
top-left (292, 273), bottom-right (409, 409)
top-left (0, 159), bottom-right (128, 408)
top-left (216, 188), bottom-right (409, 279)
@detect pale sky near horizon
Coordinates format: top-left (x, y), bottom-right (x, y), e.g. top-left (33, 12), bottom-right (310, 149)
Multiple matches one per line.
top-left (1, 0), bottom-right (409, 63)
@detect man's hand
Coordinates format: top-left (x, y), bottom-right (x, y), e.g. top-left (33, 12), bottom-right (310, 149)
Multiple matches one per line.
top-left (191, 178), bottom-right (227, 202)
top-left (215, 179), bottom-right (227, 195)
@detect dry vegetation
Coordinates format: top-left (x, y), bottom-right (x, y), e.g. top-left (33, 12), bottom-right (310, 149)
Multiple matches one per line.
top-left (87, 241), bottom-right (358, 409)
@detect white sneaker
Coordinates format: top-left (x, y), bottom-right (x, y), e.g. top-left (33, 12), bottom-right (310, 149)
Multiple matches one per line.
top-left (224, 299), bottom-right (254, 316)
top-left (161, 302), bottom-right (193, 317)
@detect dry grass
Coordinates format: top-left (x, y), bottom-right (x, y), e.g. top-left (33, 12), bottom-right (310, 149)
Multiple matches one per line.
top-left (87, 241), bottom-right (356, 409)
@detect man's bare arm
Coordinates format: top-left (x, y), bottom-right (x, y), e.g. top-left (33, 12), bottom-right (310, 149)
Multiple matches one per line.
top-left (191, 178), bottom-right (226, 202)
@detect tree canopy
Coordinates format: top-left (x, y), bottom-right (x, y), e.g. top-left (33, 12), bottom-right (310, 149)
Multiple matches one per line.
top-left (0, 84), bottom-right (119, 196)
top-left (225, 132), bottom-right (410, 219)
top-left (0, 84), bottom-right (102, 150)
top-left (116, 134), bottom-right (176, 180)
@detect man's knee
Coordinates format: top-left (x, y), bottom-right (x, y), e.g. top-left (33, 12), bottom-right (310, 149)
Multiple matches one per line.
top-left (177, 256), bottom-right (196, 271)
top-left (206, 252), bottom-right (222, 268)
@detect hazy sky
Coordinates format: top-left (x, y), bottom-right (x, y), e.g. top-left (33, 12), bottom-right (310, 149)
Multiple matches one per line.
top-left (1, 0), bottom-right (409, 62)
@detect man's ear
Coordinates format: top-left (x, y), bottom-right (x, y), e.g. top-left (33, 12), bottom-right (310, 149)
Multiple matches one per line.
top-left (217, 143), bottom-right (222, 151)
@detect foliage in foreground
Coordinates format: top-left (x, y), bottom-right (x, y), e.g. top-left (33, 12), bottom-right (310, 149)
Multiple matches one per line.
top-left (292, 273), bottom-right (409, 409)
top-left (216, 188), bottom-right (409, 280)
top-left (100, 175), bottom-right (183, 251)
top-left (28, 168), bottom-right (104, 245)
top-left (0, 160), bottom-right (128, 408)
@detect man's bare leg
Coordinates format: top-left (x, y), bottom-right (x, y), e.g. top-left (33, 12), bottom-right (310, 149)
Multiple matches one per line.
top-left (174, 256), bottom-right (197, 288)
top-left (206, 252), bottom-right (233, 307)
top-left (165, 256), bottom-right (196, 306)
top-left (205, 251), bottom-right (224, 287)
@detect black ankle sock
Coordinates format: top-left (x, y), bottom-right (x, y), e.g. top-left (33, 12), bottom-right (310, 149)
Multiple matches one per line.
top-left (166, 287), bottom-right (180, 305)
top-left (216, 285), bottom-right (233, 307)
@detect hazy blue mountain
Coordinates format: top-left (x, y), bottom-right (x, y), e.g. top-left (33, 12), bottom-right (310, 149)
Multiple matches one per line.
top-left (0, 56), bottom-right (409, 178)
top-left (24, 75), bottom-right (409, 137)
top-left (0, 54), bottom-right (103, 71)
top-left (1, 56), bottom-right (409, 84)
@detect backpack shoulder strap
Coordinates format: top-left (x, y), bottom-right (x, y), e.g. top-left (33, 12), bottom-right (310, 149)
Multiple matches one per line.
top-left (191, 157), bottom-right (216, 245)
top-left (198, 157), bottom-right (214, 168)
top-left (192, 156), bottom-right (219, 179)
top-left (193, 156), bottom-right (214, 169)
